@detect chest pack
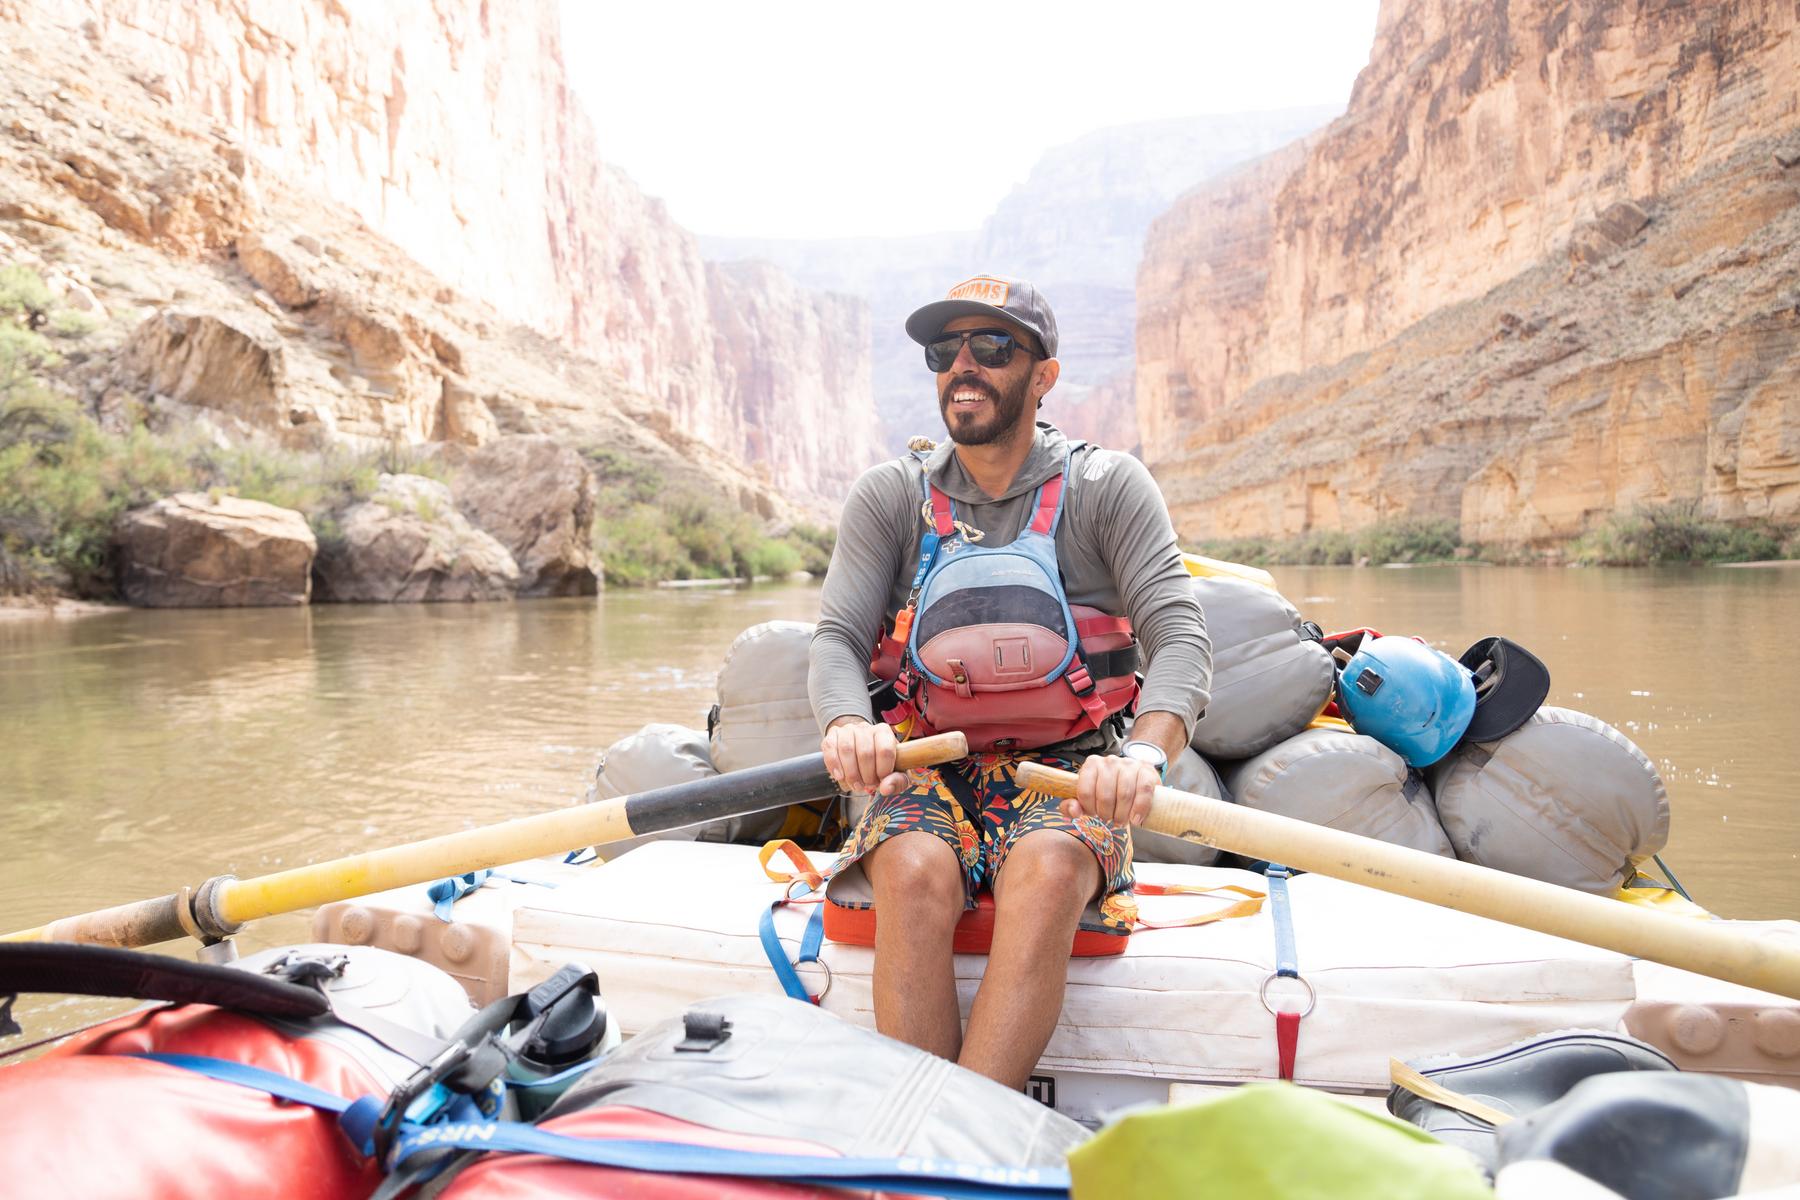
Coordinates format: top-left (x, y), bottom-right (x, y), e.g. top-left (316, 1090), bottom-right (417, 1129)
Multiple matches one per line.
top-left (869, 446), bottom-right (1140, 752)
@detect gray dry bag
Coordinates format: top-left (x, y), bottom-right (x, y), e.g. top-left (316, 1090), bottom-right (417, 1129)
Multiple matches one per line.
top-left (1223, 727), bottom-right (1455, 856)
top-left (1187, 576), bottom-right (1334, 760)
top-left (1428, 706), bottom-right (1670, 894)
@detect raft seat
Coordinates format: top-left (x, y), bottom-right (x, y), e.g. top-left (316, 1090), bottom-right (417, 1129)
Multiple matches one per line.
top-left (503, 842), bottom-right (1636, 1124)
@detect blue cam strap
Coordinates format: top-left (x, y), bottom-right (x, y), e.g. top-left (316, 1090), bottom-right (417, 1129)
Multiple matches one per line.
top-left (427, 870), bottom-right (558, 923)
top-left (386, 1118), bottom-right (1070, 1200)
top-left (758, 884), bottom-right (827, 1004)
top-left (132, 1051), bottom-right (1068, 1200)
top-left (1266, 864), bottom-right (1298, 979)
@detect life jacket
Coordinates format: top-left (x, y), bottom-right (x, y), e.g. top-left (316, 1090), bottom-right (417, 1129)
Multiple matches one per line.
top-left (868, 445), bottom-right (1140, 752)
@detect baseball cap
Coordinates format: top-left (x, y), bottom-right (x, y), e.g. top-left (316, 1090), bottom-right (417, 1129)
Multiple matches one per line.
top-left (1457, 636), bottom-right (1552, 744)
top-left (905, 275), bottom-right (1058, 359)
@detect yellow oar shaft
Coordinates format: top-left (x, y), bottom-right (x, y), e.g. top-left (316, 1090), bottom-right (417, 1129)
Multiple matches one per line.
top-left (7, 732), bottom-right (967, 949)
top-left (1015, 762), bottom-right (1800, 1001)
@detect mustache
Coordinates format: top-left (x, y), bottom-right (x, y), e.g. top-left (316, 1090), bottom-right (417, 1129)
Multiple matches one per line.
top-left (939, 373), bottom-right (999, 404)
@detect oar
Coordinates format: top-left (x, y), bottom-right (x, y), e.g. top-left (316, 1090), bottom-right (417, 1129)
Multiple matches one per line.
top-left (1016, 761), bottom-right (1800, 1001)
top-left (3, 732), bottom-right (969, 950)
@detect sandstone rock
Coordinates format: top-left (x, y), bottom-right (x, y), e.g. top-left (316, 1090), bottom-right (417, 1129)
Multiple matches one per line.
top-left (120, 309), bottom-right (286, 428)
top-left (237, 230), bottom-right (321, 308)
top-left (1136, 0), bottom-right (1800, 548)
top-left (1568, 201), bottom-right (1652, 266)
top-left (62, 281), bottom-right (104, 317)
top-left (10, 0), bottom-right (880, 505)
top-left (313, 473), bottom-right (519, 603)
top-left (439, 378), bottom-right (498, 446)
top-left (113, 492), bottom-right (315, 607)
top-left (705, 260), bottom-right (883, 500)
top-left (452, 436), bottom-right (598, 597)
top-left (0, 0), bottom-right (844, 532)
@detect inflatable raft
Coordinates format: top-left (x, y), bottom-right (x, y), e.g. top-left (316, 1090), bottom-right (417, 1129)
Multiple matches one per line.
top-left (315, 841), bottom-right (1800, 1127)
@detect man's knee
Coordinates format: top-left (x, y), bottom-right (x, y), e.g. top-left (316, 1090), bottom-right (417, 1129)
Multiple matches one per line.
top-left (996, 830), bottom-right (1100, 909)
top-left (865, 831), bottom-right (965, 924)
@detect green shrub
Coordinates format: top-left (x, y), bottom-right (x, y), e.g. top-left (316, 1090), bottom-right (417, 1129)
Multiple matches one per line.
top-left (0, 323), bottom-right (61, 393)
top-left (0, 392), bottom-right (200, 594)
top-left (1194, 517), bottom-right (1464, 567)
top-left (1292, 529), bottom-right (1357, 565)
top-left (746, 538), bottom-right (804, 578)
top-left (1572, 501), bottom-right (1788, 565)
top-left (595, 502), bottom-right (690, 586)
top-left (1356, 517), bottom-right (1461, 564)
top-left (374, 441), bottom-right (452, 482)
top-left (0, 265), bottom-right (54, 327)
top-left (46, 310), bottom-right (99, 339)
top-left (784, 523), bottom-right (837, 574)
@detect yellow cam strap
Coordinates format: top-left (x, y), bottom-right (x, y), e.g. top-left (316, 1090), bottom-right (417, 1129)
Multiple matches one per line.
top-left (1388, 1057), bottom-right (1514, 1127)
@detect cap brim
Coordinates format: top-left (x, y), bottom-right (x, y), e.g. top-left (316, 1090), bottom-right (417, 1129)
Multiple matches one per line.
top-left (905, 299), bottom-right (1036, 349)
top-left (1459, 637), bottom-right (1551, 744)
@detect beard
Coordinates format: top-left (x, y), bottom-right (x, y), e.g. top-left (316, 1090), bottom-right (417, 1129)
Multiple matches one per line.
top-left (937, 369), bottom-right (1032, 446)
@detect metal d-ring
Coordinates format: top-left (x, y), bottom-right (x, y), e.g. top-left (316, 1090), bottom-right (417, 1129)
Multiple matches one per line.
top-left (1259, 971), bottom-right (1317, 1019)
top-left (808, 955), bottom-right (834, 1004)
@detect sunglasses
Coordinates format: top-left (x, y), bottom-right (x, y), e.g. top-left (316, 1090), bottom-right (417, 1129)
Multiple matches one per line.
top-left (924, 328), bottom-right (1038, 372)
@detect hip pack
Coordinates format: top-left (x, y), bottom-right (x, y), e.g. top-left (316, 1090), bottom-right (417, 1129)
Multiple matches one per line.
top-left (869, 446), bottom-right (1139, 752)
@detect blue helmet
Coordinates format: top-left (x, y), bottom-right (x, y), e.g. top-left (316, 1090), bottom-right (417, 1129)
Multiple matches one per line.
top-left (1336, 635), bottom-right (1477, 768)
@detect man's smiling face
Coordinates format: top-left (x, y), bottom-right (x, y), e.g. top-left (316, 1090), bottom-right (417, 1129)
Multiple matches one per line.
top-left (935, 315), bottom-right (1041, 446)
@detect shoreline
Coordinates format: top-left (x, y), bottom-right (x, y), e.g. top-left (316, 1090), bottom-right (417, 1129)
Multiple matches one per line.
top-left (0, 598), bottom-right (125, 621)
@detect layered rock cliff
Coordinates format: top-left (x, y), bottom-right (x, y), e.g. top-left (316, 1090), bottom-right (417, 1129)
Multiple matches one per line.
top-left (1139, 0), bottom-right (1800, 547)
top-left (0, 0), bottom-right (880, 504)
top-left (706, 107), bottom-right (1334, 455)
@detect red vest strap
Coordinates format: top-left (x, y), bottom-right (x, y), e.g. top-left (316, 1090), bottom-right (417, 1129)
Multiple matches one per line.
top-left (1074, 613), bottom-right (1131, 638)
top-left (1029, 473), bottom-right (1064, 535)
top-left (927, 485), bottom-right (956, 536)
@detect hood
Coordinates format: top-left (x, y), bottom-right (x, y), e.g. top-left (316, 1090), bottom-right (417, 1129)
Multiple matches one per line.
top-left (922, 422), bottom-right (1073, 505)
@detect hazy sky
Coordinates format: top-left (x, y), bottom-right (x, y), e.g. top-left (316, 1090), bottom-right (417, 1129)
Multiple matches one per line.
top-left (560, 1), bottom-right (1382, 240)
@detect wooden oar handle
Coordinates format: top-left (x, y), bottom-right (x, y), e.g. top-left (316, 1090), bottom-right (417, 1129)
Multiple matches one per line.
top-left (1015, 760), bottom-right (1078, 798)
top-left (1016, 761), bottom-right (1800, 1002)
top-left (895, 731), bottom-right (968, 769)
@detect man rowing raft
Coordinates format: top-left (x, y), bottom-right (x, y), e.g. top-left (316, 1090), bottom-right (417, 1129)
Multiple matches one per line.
top-left (809, 275), bottom-right (1211, 1088)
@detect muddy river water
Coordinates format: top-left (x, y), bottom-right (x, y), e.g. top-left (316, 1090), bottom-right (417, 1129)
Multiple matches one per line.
top-left (2, 565), bottom-right (1795, 1044)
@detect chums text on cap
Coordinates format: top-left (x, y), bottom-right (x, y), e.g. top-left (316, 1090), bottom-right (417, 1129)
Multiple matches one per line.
top-left (947, 276), bottom-right (1010, 305)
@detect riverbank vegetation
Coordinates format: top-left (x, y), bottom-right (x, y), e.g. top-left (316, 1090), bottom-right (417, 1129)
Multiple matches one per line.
top-left (2, 263), bottom-right (834, 599)
top-left (1196, 508), bottom-right (1798, 568)
top-left (584, 446), bottom-right (833, 587)
top-left (1569, 503), bottom-right (1799, 566)
top-left (1195, 517), bottom-right (1465, 567)
top-left (0, 266), bottom-right (438, 595)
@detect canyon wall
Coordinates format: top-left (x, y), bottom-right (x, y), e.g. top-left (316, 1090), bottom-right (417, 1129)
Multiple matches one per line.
top-left (1139, 0), bottom-right (1800, 547)
top-left (706, 106), bottom-right (1335, 455)
top-left (0, 0), bottom-right (880, 502)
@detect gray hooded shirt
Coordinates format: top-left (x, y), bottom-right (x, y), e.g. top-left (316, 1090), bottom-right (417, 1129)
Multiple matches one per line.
top-left (809, 422), bottom-right (1211, 756)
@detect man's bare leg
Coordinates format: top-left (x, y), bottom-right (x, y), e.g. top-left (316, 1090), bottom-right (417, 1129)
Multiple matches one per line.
top-left (863, 829), bottom-right (967, 1060)
top-left (958, 830), bottom-right (1100, 1089)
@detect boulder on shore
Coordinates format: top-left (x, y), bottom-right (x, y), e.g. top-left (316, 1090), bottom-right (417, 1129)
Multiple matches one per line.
top-left (452, 436), bottom-right (600, 596)
top-left (313, 473), bottom-right (519, 603)
top-left (113, 492), bottom-right (316, 607)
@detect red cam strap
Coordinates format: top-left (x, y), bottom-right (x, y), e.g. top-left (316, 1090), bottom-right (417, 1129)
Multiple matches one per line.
top-left (1277, 1012), bottom-right (1301, 1081)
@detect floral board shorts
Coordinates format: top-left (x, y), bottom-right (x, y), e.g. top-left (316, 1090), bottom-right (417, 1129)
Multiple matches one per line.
top-left (827, 753), bottom-right (1137, 936)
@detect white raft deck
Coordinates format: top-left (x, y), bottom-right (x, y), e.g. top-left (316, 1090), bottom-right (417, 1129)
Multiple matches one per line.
top-left (315, 841), bottom-right (1800, 1127)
